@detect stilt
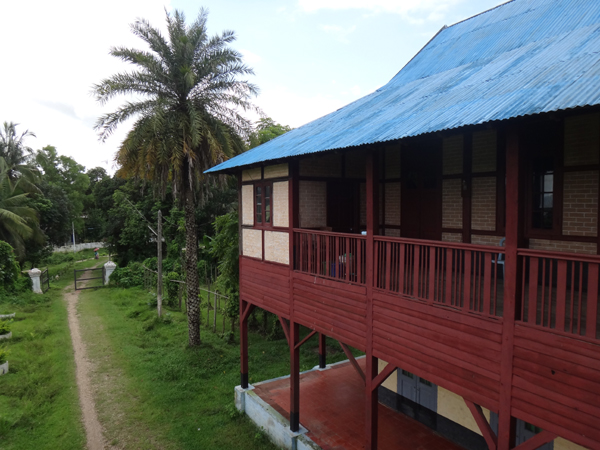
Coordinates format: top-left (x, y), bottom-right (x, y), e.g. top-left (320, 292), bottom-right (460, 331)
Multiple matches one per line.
top-left (240, 300), bottom-right (254, 389)
top-left (318, 333), bottom-right (326, 368)
top-left (365, 355), bottom-right (378, 450)
top-left (290, 321), bottom-right (300, 432)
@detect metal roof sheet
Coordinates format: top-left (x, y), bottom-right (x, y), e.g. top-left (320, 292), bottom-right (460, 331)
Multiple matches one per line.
top-left (207, 0), bottom-right (600, 174)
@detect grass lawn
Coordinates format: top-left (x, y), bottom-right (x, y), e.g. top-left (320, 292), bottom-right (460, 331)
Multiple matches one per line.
top-left (0, 256), bottom-right (107, 450)
top-left (78, 285), bottom-right (359, 450)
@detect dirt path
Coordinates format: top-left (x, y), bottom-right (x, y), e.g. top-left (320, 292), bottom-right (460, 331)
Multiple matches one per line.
top-left (65, 269), bottom-right (106, 450)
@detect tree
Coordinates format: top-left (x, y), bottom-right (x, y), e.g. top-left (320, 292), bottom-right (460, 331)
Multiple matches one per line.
top-left (0, 122), bottom-right (39, 193)
top-left (94, 9), bottom-right (257, 346)
top-left (249, 118), bottom-right (292, 149)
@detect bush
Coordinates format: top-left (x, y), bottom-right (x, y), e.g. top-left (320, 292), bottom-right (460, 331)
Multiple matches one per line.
top-left (110, 262), bottom-right (145, 288)
top-left (0, 347), bottom-right (8, 364)
top-left (165, 272), bottom-right (181, 306)
top-left (0, 319), bottom-right (12, 335)
top-left (0, 241), bottom-right (20, 292)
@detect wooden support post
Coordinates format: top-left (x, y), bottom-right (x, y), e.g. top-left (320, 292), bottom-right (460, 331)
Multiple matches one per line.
top-left (498, 127), bottom-right (521, 450)
top-left (318, 333), bottom-right (326, 368)
top-left (465, 400), bottom-right (498, 450)
top-left (240, 300), bottom-right (255, 389)
top-left (365, 149), bottom-right (380, 450)
top-left (290, 321), bottom-right (300, 432)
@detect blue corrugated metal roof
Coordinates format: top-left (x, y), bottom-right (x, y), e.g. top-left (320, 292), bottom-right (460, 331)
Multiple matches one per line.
top-left (207, 0), bottom-right (600, 174)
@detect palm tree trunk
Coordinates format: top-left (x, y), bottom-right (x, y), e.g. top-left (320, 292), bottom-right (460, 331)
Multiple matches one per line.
top-left (184, 186), bottom-right (201, 346)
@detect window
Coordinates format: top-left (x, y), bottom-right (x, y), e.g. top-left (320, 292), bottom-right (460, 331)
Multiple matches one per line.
top-left (531, 156), bottom-right (554, 230)
top-left (254, 182), bottom-right (272, 226)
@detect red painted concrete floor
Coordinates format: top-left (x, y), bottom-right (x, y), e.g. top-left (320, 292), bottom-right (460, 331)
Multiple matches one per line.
top-left (253, 359), bottom-right (465, 450)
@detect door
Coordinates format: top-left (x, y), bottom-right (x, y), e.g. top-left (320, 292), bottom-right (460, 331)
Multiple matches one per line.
top-left (397, 369), bottom-right (437, 412)
top-left (401, 141), bottom-right (442, 240)
top-left (490, 413), bottom-right (554, 449)
top-left (327, 180), bottom-right (359, 233)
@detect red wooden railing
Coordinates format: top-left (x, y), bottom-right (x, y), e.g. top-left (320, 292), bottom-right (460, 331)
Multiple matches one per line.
top-left (518, 249), bottom-right (600, 340)
top-left (293, 229), bottom-right (367, 284)
top-left (374, 237), bottom-right (504, 318)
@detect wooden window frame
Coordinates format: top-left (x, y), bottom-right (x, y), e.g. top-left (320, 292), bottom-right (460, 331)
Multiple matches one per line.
top-left (254, 181), bottom-right (273, 229)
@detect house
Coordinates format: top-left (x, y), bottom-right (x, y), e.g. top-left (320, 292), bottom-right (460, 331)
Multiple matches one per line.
top-left (206, 1), bottom-right (600, 449)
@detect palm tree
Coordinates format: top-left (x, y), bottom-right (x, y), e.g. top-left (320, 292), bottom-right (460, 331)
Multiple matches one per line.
top-left (0, 158), bottom-right (41, 258)
top-left (94, 9), bottom-right (257, 346)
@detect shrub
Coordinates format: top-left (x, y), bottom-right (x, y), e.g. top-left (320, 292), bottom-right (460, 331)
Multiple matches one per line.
top-left (110, 262), bottom-right (145, 287)
top-left (0, 241), bottom-right (20, 292)
top-left (165, 272), bottom-right (181, 306)
top-left (0, 320), bottom-right (12, 335)
top-left (0, 348), bottom-right (8, 364)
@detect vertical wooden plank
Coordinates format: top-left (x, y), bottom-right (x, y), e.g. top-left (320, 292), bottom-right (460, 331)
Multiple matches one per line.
top-left (556, 260), bottom-right (567, 332)
top-left (528, 257), bottom-right (539, 325)
top-left (346, 237), bottom-right (351, 282)
top-left (399, 243), bottom-right (406, 294)
top-left (577, 263), bottom-right (584, 335)
top-left (586, 263), bottom-right (598, 339)
top-left (463, 250), bottom-right (472, 312)
top-left (540, 259), bottom-right (547, 327)
top-left (384, 241), bottom-right (391, 291)
top-left (428, 246), bottom-right (436, 303)
top-left (548, 259), bottom-right (554, 328)
top-left (357, 237), bottom-right (363, 284)
top-left (319, 333), bottom-right (327, 368)
top-left (445, 248), bottom-right (453, 306)
top-left (483, 252), bottom-right (492, 316)
top-left (498, 127), bottom-right (520, 450)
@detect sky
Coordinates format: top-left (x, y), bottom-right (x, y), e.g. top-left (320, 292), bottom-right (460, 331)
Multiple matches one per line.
top-left (0, 0), bottom-right (505, 174)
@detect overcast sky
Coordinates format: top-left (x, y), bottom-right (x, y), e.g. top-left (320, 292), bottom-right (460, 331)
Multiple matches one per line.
top-left (0, 0), bottom-right (505, 174)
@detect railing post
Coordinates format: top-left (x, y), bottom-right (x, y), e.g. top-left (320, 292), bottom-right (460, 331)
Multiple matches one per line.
top-left (498, 126), bottom-right (523, 450)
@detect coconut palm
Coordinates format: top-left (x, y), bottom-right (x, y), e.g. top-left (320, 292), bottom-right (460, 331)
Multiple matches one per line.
top-left (0, 122), bottom-right (40, 193)
top-left (93, 9), bottom-right (257, 346)
top-left (0, 158), bottom-right (41, 258)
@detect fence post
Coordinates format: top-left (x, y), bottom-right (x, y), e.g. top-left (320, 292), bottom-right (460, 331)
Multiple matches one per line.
top-left (104, 261), bottom-right (117, 285)
top-left (157, 210), bottom-right (163, 317)
top-left (29, 268), bottom-right (43, 294)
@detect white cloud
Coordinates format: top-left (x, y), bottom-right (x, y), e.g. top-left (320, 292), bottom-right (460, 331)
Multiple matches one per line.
top-left (320, 24), bottom-right (357, 43)
top-left (240, 49), bottom-right (263, 66)
top-left (298, 0), bottom-right (465, 23)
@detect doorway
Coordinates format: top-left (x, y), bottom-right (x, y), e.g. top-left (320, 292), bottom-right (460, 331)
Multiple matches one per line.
top-left (401, 141), bottom-right (442, 240)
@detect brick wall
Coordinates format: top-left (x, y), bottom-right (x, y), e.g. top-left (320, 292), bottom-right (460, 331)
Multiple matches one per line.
top-left (564, 113), bottom-right (600, 166)
top-left (442, 179), bottom-right (462, 228)
top-left (299, 153), bottom-right (342, 177)
top-left (242, 167), bottom-right (261, 182)
top-left (563, 171), bottom-right (598, 237)
top-left (472, 130), bottom-right (497, 173)
top-left (264, 231), bottom-right (289, 265)
top-left (299, 181), bottom-right (327, 228)
top-left (345, 148), bottom-right (366, 178)
top-left (385, 145), bottom-right (401, 179)
top-left (242, 229), bottom-right (262, 258)
top-left (529, 238), bottom-right (597, 255)
top-left (443, 135), bottom-right (463, 175)
top-left (471, 177), bottom-right (496, 231)
top-left (360, 183), bottom-right (366, 227)
top-left (241, 185), bottom-right (254, 226)
top-left (273, 181), bottom-right (289, 228)
top-left (442, 232), bottom-right (462, 243)
top-left (385, 182), bottom-right (401, 226)
top-left (471, 234), bottom-right (503, 247)
top-left (264, 163), bottom-right (289, 179)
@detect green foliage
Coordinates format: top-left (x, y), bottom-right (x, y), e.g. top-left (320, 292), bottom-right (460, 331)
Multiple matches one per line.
top-left (0, 241), bottom-right (20, 293)
top-left (110, 262), bottom-right (145, 288)
top-left (165, 272), bottom-right (181, 306)
top-left (249, 118), bottom-right (292, 149)
top-left (209, 212), bottom-right (240, 321)
top-left (0, 347), bottom-right (8, 364)
top-left (0, 320), bottom-right (11, 335)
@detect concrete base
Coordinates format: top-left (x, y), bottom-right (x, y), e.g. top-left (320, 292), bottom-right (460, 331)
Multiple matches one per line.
top-left (0, 332), bottom-right (12, 340)
top-left (235, 384), bottom-right (320, 450)
top-left (0, 313), bottom-right (15, 319)
top-left (0, 361), bottom-right (7, 375)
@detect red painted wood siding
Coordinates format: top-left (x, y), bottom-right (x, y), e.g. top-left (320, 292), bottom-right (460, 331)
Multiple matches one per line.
top-left (512, 324), bottom-right (600, 449)
top-left (292, 272), bottom-right (367, 351)
top-left (240, 258), bottom-right (290, 318)
top-left (372, 290), bottom-right (503, 411)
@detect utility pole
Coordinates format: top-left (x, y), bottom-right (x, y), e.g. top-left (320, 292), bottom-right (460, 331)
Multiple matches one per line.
top-left (157, 210), bottom-right (163, 317)
top-left (72, 222), bottom-right (76, 255)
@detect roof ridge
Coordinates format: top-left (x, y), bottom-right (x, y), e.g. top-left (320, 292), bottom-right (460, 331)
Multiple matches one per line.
top-left (447, 0), bottom-right (516, 30)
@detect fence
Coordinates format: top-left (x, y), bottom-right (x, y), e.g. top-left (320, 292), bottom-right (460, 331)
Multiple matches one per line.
top-left (142, 265), bottom-right (230, 334)
top-left (74, 267), bottom-right (105, 290)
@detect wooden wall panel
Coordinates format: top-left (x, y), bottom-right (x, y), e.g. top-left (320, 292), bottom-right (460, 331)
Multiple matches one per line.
top-left (512, 324), bottom-right (600, 449)
top-left (372, 291), bottom-right (503, 412)
top-left (293, 272), bottom-right (367, 351)
top-left (240, 257), bottom-right (290, 318)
